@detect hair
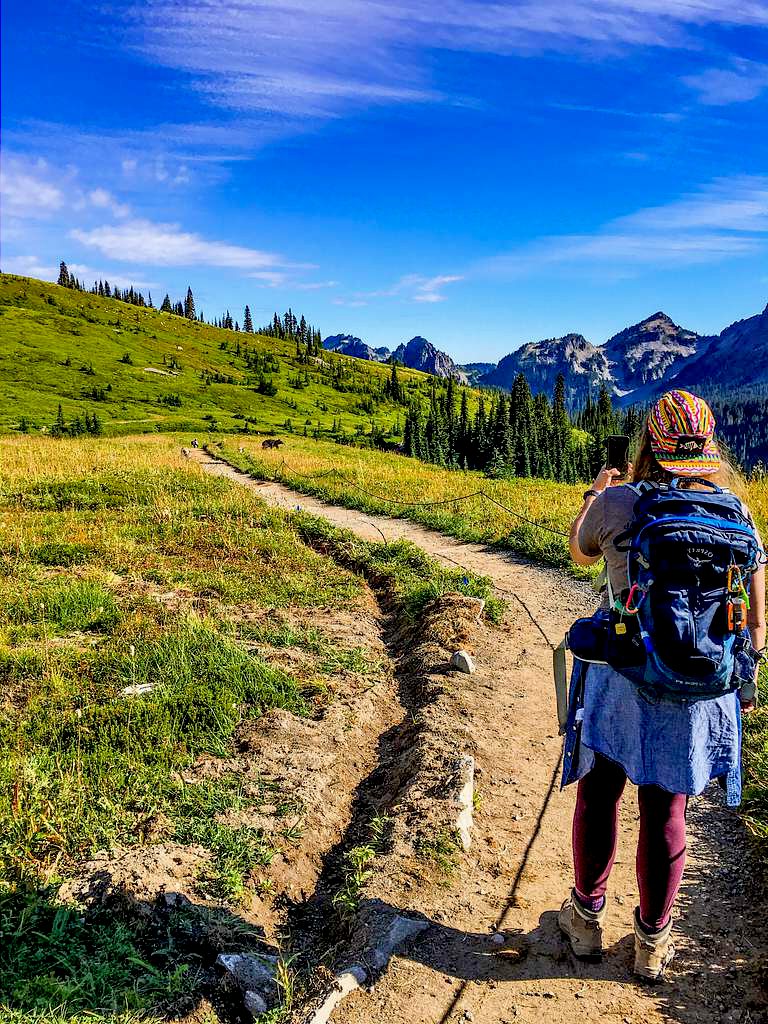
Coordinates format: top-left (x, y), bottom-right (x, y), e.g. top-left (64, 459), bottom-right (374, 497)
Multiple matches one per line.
top-left (632, 421), bottom-right (747, 501)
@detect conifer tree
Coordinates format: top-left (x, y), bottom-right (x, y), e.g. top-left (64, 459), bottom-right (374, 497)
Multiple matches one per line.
top-left (243, 305), bottom-right (253, 332)
top-left (160, 294), bottom-right (172, 313)
top-left (184, 287), bottom-right (196, 320)
top-left (57, 262), bottom-right (70, 287)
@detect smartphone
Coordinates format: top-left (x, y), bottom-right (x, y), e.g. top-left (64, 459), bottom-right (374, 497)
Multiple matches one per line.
top-left (606, 434), bottom-right (630, 477)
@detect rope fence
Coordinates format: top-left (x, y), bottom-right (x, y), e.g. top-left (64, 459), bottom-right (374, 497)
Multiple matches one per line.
top-left (235, 451), bottom-right (570, 540)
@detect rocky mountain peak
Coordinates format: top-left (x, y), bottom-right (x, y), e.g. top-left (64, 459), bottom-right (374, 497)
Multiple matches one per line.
top-left (391, 336), bottom-right (467, 381)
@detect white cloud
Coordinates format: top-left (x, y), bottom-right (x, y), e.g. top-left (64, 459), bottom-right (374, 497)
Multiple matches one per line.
top-left (683, 59), bottom-right (768, 105)
top-left (482, 175), bottom-right (768, 274)
top-left (71, 217), bottom-right (289, 273)
top-left (333, 271), bottom-right (463, 307)
top-left (0, 158), bottom-right (63, 217)
top-left (133, 0), bottom-right (768, 120)
top-left (88, 188), bottom-right (131, 218)
top-left (294, 279), bottom-right (339, 290)
top-left (409, 274), bottom-right (464, 302)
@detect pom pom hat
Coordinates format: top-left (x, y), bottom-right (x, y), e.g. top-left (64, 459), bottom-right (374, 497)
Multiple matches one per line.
top-left (648, 390), bottom-right (721, 476)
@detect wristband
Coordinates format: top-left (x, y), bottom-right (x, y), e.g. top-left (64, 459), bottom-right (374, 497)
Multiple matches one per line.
top-left (583, 488), bottom-right (601, 501)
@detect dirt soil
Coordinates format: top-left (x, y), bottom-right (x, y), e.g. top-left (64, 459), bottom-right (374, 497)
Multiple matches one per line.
top-left (193, 451), bottom-right (768, 1024)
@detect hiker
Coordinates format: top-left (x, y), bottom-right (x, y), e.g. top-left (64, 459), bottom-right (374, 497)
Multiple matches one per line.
top-left (191, 438), bottom-right (199, 448)
top-left (559, 390), bottom-right (765, 980)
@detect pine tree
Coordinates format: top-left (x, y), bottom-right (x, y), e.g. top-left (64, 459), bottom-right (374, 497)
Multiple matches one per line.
top-left (104, 280), bottom-right (112, 298)
top-left (184, 287), bottom-right (196, 320)
top-left (160, 294), bottom-right (172, 313)
top-left (53, 404), bottom-right (66, 437)
top-left (58, 262), bottom-right (70, 287)
top-left (243, 305), bottom-right (253, 333)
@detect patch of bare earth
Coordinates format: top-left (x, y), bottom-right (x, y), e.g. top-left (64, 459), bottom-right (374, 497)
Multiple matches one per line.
top-left (195, 452), bottom-right (768, 1024)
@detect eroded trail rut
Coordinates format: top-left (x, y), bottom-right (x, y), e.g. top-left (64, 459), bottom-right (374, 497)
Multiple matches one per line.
top-left (194, 452), bottom-right (767, 1024)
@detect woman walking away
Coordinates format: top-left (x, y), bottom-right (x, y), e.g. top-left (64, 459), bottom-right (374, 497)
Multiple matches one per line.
top-left (559, 390), bottom-right (765, 981)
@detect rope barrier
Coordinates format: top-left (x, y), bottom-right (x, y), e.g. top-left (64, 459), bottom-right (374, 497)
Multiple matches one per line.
top-left (260, 455), bottom-right (570, 539)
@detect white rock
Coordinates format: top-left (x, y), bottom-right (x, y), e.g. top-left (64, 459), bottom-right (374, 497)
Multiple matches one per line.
top-left (120, 683), bottom-right (155, 697)
top-left (450, 650), bottom-right (476, 674)
top-left (217, 952), bottom-right (278, 992)
top-left (244, 990), bottom-right (268, 1014)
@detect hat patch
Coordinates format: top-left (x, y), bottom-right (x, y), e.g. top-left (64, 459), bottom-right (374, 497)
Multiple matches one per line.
top-left (673, 434), bottom-right (707, 456)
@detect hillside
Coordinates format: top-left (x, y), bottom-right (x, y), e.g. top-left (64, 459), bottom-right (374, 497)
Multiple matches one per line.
top-left (0, 274), bottom-right (465, 439)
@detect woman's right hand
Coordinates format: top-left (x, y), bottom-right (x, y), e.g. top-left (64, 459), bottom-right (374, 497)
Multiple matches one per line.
top-left (591, 466), bottom-right (625, 493)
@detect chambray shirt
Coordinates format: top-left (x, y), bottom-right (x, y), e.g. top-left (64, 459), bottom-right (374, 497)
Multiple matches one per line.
top-left (561, 660), bottom-right (742, 805)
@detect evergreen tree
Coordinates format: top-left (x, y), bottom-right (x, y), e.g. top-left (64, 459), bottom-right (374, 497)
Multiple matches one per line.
top-left (160, 293), bottom-right (172, 313)
top-left (52, 404), bottom-right (66, 437)
top-left (57, 262), bottom-right (70, 287)
top-left (243, 305), bottom-right (253, 333)
top-left (184, 287), bottom-right (196, 320)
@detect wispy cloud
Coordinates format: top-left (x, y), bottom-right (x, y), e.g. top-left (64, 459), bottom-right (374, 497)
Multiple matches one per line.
top-left (683, 59), bottom-right (768, 105)
top-left (0, 156), bottom-right (132, 223)
top-left (0, 158), bottom-right (63, 218)
top-left (407, 274), bottom-right (464, 303)
top-left (71, 218), bottom-right (287, 271)
top-left (133, 1), bottom-right (768, 120)
top-left (482, 175), bottom-right (768, 275)
top-left (334, 271), bottom-right (463, 306)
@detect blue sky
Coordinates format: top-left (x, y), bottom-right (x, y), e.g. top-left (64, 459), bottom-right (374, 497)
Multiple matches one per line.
top-left (2, 0), bottom-right (767, 362)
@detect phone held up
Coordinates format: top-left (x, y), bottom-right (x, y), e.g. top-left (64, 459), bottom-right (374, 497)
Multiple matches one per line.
top-left (606, 434), bottom-right (630, 478)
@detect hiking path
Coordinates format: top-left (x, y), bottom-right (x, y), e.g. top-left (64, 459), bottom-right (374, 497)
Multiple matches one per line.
top-left (193, 450), bottom-right (766, 1024)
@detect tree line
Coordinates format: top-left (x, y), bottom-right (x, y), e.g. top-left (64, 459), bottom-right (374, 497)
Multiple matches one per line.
top-left (403, 373), bottom-right (639, 483)
top-left (56, 262), bottom-right (323, 352)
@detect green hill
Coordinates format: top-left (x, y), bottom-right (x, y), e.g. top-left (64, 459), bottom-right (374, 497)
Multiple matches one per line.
top-left (0, 274), bottom-right (459, 440)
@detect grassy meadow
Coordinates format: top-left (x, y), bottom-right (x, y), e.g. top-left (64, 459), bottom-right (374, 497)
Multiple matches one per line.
top-left (216, 433), bottom-right (768, 864)
top-left (0, 433), bottom-right (498, 1024)
top-left (0, 273), bottom-right (468, 441)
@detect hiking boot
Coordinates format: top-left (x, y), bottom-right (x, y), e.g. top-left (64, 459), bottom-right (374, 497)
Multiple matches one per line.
top-left (633, 908), bottom-right (674, 981)
top-left (558, 890), bottom-right (606, 959)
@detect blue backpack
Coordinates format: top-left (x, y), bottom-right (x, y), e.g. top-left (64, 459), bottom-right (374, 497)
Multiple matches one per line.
top-left (607, 478), bottom-right (762, 703)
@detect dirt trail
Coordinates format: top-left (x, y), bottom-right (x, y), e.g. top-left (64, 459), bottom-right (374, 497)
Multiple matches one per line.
top-left (193, 452), bottom-right (767, 1024)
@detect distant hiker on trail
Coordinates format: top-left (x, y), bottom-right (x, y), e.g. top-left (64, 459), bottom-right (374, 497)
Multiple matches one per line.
top-left (559, 390), bottom-right (765, 981)
top-left (191, 438), bottom-right (199, 448)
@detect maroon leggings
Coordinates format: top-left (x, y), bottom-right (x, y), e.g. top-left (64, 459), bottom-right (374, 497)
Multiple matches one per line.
top-left (572, 754), bottom-right (688, 931)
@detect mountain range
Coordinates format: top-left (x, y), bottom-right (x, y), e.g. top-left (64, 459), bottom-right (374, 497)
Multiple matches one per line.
top-left (323, 333), bottom-right (467, 382)
top-left (328, 300), bottom-right (768, 405)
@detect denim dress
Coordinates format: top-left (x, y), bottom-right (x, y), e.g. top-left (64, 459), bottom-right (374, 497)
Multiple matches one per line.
top-left (561, 660), bottom-right (743, 806)
top-left (561, 484), bottom-right (745, 807)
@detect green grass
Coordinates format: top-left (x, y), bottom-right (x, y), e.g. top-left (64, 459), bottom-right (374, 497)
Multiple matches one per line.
top-left (291, 510), bottom-right (504, 622)
top-left (0, 273), bottom-right (475, 441)
top-left (0, 886), bottom-right (214, 1023)
top-left (0, 435), bottom-right (392, 1023)
top-left (0, 434), bottom-right (503, 1023)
